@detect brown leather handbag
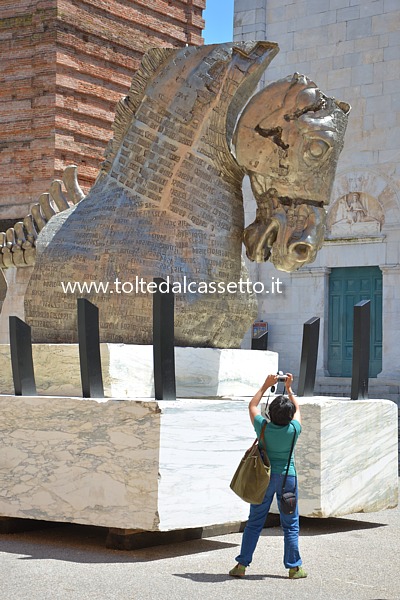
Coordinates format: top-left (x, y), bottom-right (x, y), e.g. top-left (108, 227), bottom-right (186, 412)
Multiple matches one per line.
top-left (230, 421), bottom-right (271, 504)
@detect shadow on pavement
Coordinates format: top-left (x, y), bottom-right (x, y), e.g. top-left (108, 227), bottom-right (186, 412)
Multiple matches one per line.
top-left (173, 572), bottom-right (269, 582)
top-left (298, 516), bottom-right (387, 536)
top-left (259, 514), bottom-right (387, 538)
top-left (0, 515), bottom-right (387, 564)
top-left (0, 524), bottom-right (238, 564)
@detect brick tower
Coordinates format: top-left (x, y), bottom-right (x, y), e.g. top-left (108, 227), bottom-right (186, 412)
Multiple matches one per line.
top-left (0, 0), bottom-right (205, 224)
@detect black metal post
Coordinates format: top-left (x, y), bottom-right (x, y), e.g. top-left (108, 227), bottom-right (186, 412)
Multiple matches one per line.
top-left (153, 277), bottom-right (176, 400)
top-left (350, 300), bottom-right (370, 400)
top-left (297, 317), bottom-right (320, 397)
top-left (77, 298), bottom-right (104, 398)
top-left (251, 332), bottom-right (268, 350)
top-left (9, 316), bottom-right (37, 396)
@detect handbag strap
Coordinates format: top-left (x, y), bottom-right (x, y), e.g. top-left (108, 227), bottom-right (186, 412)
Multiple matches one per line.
top-left (282, 422), bottom-right (297, 492)
top-left (258, 420), bottom-right (267, 453)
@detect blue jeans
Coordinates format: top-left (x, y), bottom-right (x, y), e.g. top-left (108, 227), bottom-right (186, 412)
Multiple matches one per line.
top-left (235, 473), bottom-right (302, 569)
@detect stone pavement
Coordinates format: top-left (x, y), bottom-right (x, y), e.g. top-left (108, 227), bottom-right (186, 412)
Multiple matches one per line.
top-left (0, 491), bottom-right (398, 600)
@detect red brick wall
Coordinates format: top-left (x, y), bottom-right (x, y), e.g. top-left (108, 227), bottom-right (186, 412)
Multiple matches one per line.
top-left (0, 0), bottom-right (205, 219)
top-left (0, 1), bottom-right (58, 219)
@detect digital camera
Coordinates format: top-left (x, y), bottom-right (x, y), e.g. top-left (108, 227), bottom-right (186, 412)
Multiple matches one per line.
top-left (277, 371), bottom-right (287, 382)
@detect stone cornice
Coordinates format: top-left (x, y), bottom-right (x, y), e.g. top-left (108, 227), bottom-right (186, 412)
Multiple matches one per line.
top-left (324, 235), bottom-right (386, 245)
top-left (291, 266), bottom-right (331, 278)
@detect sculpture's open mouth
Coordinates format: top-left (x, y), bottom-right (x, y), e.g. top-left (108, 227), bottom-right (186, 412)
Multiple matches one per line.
top-left (243, 219), bottom-right (277, 263)
top-left (234, 72), bottom-right (350, 273)
top-left (243, 197), bottom-right (326, 272)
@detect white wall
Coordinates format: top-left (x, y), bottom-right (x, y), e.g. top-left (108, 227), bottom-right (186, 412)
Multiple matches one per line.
top-left (234, 0), bottom-right (400, 387)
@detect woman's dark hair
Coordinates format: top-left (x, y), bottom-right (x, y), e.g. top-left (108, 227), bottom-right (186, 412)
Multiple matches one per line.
top-left (269, 395), bottom-right (295, 426)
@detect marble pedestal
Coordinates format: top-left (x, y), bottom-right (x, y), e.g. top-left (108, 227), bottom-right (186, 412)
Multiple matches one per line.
top-left (0, 395), bottom-right (397, 532)
top-left (0, 344), bottom-right (278, 398)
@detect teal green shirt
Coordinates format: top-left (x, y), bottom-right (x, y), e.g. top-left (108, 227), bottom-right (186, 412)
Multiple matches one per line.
top-left (254, 415), bottom-right (301, 476)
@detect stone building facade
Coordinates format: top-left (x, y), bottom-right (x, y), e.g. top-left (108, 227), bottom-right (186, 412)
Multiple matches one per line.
top-left (0, 0), bottom-right (204, 224)
top-left (235, 0), bottom-right (400, 400)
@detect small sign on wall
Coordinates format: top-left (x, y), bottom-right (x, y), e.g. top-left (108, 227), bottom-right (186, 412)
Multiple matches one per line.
top-left (252, 320), bottom-right (268, 339)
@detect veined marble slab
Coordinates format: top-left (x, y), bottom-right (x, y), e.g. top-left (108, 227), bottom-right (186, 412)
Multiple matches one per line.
top-left (0, 396), bottom-right (161, 530)
top-left (0, 344), bottom-right (278, 398)
top-left (0, 395), bottom-right (397, 530)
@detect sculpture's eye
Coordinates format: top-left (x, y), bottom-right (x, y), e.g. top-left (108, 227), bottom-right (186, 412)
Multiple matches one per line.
top-left (309, 139), bottom-right (329, 158)
top-left (304, 138), bottom-right (331, 163)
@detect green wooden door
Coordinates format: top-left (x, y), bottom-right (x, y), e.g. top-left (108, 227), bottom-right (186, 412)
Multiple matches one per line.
top-left (328, 266), bottom-right (382, 377)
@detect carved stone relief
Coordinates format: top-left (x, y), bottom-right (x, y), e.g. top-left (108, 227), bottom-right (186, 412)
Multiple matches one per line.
top-left (327, 191), bottom-right (384, 238)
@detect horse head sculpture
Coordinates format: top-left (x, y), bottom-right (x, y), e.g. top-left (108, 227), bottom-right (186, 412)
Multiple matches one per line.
top-left (5, 42), bottom-right (350, 347)
top-left (234, 73), bottom-right (350, 272)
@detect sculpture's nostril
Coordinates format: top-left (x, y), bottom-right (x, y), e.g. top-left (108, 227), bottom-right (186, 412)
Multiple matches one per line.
top-left (292, 243), bottom-right (311, 260)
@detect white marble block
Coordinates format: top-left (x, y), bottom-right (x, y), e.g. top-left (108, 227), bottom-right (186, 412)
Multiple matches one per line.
top-left (0, 344), bottom-right (278, 398)
top-left (159, 397), bottom-right (398, 527)
top-left (295, 397), bottom-right (398, 518)
top-left (0, 395), bottom-right (397, 531)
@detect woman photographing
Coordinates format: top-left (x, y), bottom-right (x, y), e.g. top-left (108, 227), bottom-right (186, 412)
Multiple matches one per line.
top-left (229, 373), bottom-right (307, 579)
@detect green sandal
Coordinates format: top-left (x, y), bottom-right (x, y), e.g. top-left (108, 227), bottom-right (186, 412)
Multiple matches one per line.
top-left (229, 564), bottom-right (246, 578)
top-left (289, 566), bottom-right (308, 579)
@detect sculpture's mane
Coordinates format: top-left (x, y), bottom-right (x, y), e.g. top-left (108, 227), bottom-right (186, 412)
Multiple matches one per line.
top-left (0, 42), bottom-right (281, 270)
top-left (100, 42), bottom-right (281, 181)
top-left (101, 47), bottom-right (178, 175)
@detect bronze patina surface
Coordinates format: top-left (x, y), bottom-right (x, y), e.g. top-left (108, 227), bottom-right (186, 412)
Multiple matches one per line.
top-left (234, 73), bottom-right (350, 271)
top-left (9, 43), bottom-right (349, 347)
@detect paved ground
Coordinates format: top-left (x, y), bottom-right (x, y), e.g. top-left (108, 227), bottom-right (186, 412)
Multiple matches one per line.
top-left (0, 497), bottom-right (398, 600)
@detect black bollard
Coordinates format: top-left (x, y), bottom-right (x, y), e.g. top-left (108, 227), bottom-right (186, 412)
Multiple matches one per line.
top-left (251, 332), bottom-right (268, 350)
top-left (251, 321), bottom-right (268, 350)
top-left (350, 300), bottom-right (370, 400)
top-left (297, 317), bottom-right (320, 397)
top-left (9, 316), bottom-right (37, 396)
top-left (77, 298), bottom-right (104, 398)
top-left (153, 277), bottom-right (176, 400)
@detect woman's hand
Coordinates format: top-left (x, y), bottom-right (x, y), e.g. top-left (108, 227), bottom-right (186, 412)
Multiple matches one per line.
top-left (285, 373), bottom-right (301, 424)
top-left (262, 373), bottom-right (278, 391)
top-left (249, 374), bottom-right (279, 425)
top-left (285, 373), bottom-right (294, 392)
